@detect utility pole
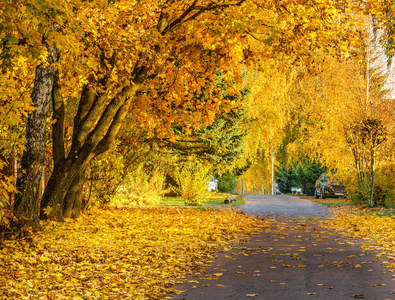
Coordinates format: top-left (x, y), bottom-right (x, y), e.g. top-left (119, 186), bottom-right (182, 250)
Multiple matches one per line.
top-left (271, 148), bottom-right (274, 195)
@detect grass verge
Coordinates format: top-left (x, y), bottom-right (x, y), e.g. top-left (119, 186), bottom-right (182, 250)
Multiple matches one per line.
top-left (160, 192), bottom-right (244, 207)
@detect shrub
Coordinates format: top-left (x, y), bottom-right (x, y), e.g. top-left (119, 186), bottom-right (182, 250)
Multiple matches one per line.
top-left (173, 159), bottom-right (212, 206)
top-left (114, 165), bottom-right (167, 206)
top-left (295, 161), bottom-right (326, 196)
top-left (275, 165), bottom-right (299, 194)
top-left (348, 171), bottom-right (395, 207)
top-left (217, 173), bottom-right (238, 193)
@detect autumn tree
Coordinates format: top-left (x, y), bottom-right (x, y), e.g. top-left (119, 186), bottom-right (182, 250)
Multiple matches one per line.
top-left (289, 15), bottom-right (395, 206)
top-left (1, 0), bottom-right (365, 226)
top-left (342, 19), bottom-right (395, 206)
top-left (153, 74), bottom-right (249, 172)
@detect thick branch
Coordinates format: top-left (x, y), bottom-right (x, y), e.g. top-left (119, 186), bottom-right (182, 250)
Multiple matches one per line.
top-left (71, 91), bottom-right (109, 153)
top-left (93, 87), bottom-right (138, 157)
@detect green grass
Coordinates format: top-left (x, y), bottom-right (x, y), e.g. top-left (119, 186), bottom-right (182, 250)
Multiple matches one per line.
top-left (160, 192), bottom-right (245, 207)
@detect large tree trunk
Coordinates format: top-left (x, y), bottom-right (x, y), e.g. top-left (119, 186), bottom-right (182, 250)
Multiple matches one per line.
top-left (14, 46), bottom-right (59, 229)
top-left (39, 155), bottom-right (89, 221)
top-left (40, 82), bottom-right (142, 220)
top-left (63, 166), bottom-right (86, 218)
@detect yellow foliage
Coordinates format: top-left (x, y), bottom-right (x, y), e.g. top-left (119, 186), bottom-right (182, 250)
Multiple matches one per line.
top-left (114, 165), bottom-right (167, 206)
top-left (173, 159), bottom-right (212, 206)
top-left (0, 207), bottom-right (265, 299)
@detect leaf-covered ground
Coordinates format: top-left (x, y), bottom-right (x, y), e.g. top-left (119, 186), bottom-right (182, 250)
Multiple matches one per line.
top-left (0, 207), bottom-right (265, 299)
top-left (321, 205), bottom-right (395, 265)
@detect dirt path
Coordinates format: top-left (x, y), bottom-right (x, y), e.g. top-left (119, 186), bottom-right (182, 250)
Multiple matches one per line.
top-left (169, 195), bottom-right (395, 299)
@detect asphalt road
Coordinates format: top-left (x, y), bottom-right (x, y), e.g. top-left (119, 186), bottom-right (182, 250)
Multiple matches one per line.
top-left (238, 194), bottom-right (331, 219)
top-left (170, 195), bottom-right (395, 300)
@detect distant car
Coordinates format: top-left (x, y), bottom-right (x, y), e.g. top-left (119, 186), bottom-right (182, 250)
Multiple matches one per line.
top-left (314, 173), bottom-right (346, 199)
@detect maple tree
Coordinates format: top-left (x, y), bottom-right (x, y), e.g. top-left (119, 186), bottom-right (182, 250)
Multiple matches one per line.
top-left (0, 0), bottom-right (357, 226)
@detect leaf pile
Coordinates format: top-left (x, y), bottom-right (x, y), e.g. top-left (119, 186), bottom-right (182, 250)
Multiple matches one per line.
top-left (0, 207), bottom-right (265, 299)
top-left (322, 206), bottom-right (395, 263)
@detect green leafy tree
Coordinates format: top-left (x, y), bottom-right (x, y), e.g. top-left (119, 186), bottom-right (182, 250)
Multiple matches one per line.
top-left (275, 165), bottom-right (299, 194)
top-left (153, 75), bottom-right (249, 174)
top-left (217, 173), bottom-right (238, 193)
top-left (295, 160), bottom-right (326, 196)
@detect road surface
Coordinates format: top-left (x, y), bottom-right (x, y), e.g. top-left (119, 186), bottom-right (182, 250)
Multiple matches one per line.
top-left (170, 195), bottom-right (395, 300)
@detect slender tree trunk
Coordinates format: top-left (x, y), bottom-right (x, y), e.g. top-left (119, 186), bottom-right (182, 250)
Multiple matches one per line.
top-left (14, 46), bottom-right (59, 229)
top-left (52, 69), bottom-right (65, 166)
top-left (368, 149), bottom-right (375, 207)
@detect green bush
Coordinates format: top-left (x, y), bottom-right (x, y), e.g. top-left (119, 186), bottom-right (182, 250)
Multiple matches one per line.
top-left (295, 161), bottom-right (326, 196)
top-left (275, 165), bottom-right (299, 194)
top-left (217, 173), bottom-right (238, 193)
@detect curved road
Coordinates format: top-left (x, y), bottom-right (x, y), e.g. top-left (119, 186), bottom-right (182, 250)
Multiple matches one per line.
top-left (171, 195), bottom-right (395, 300)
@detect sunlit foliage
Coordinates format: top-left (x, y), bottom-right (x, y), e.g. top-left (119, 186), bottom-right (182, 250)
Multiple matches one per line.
top-left (0, 207), bottom-right (265, 299)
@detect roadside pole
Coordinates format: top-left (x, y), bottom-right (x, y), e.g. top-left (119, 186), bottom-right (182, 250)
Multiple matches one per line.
top-left (271, 149), bottom-right (274, 195)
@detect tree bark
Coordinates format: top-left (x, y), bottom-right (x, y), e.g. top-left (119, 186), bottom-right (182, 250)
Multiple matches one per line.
top-left (52, 69), bottom-right (65, 165)
top-left (368, 149), bottom-right (375, 207)
top-left (14, 45), bottom-right (59, 229)
top-left (63, 166), bottom-right (86, 218)
top-left (40, 82), bottom-right (141, 221)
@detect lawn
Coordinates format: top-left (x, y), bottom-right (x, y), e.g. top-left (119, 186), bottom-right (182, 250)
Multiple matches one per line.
top-left (160, 192), bottom-right (244, 207)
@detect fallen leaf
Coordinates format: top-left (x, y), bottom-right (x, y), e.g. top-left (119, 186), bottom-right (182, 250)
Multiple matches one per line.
top-left (355, 264), bottom-right (362, 268)
top-left (369, 283), bottom-right (386, 287)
